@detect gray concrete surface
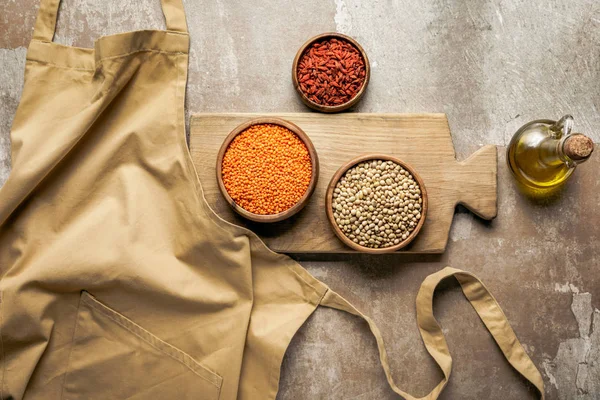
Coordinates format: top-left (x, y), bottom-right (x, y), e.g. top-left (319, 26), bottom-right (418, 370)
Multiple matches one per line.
top-left (1, 0), bottom-right (599, 398)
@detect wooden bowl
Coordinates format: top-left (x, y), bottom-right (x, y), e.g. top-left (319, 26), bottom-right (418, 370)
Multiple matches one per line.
top-left (325, 154), bottom-right (428, 253)
top-left (292, 32), bottom-right (370, 113)
top-left (216, 117), bottom-right (319, 223)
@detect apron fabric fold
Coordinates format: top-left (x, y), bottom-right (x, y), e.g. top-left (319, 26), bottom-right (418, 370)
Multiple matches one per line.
top-left (0, 0), bottom-right (545, 399)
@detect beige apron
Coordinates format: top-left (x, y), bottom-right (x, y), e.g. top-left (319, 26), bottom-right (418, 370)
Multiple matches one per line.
top-left (0, 0), bottom-right (545, 399)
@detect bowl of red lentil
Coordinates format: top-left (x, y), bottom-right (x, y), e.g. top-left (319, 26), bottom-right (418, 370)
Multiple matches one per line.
top-left (325, 154), bottom-right (428, 253)
top-left (292, 32), bottom-right (370, 113)
top-left (216, 118), bottom-right (319, 223)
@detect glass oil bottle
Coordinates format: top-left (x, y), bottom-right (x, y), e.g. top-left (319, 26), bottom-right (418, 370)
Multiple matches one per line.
top-left (507, 115), bottom-right (594, 195)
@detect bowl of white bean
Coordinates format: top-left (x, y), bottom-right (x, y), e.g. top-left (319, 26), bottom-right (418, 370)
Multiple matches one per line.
top-left (326, 154), bottom-right (428, 253)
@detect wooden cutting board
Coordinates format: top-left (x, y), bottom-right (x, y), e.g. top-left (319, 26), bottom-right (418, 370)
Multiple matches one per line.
top-left (189, 113), bottom-right (497, 254)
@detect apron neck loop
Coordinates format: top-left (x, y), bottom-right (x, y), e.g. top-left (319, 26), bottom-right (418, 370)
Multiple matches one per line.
top-left (319, 266), bottom-right (546, 400)
top-left (32, 0), bottom-right (60, 41)
top-left (161, 0), bottom-right (189, 34)
top-left (32, 0), bottom-right (188, 42)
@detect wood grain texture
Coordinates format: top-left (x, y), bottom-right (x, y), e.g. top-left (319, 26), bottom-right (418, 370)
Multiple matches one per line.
top-left (190, 113), bottom-right (497, 254)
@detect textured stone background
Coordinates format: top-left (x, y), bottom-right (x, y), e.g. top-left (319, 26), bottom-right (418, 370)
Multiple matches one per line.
top-left (1, 0), bottom-right (599, 399)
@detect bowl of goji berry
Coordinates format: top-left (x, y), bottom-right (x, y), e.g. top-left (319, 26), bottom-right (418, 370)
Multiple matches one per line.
top-left (216, 118), bottom-right (319, 223)
top-left (292, 33), bottom-right (370, 113)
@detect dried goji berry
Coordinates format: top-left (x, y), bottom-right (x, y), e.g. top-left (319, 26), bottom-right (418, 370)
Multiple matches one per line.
top-left (296, 37), bottom-right (366, 107)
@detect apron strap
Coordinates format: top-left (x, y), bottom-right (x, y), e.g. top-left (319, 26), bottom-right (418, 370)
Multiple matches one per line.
top-left (32, 0), bottom-right (188, 42)
top-left (319, 266), bottom-right (545, 399)
top-left (160, 0), bottom-right (188, 34)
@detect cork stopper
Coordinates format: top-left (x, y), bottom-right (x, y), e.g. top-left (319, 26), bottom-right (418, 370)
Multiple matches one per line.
top-left (564, 134), bottom-right (594, 161)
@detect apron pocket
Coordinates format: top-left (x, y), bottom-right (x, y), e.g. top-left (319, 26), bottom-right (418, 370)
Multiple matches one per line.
top-left (62, 291), bottom-right (222, 400)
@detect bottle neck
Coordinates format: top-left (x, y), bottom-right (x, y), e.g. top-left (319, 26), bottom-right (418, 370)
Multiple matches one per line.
top-left (539, 137), bottom-right (574, 167)
top-left (540, 134), bottom-right (593, 168)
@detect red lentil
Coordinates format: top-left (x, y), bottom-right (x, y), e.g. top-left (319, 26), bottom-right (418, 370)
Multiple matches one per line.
top-left (297, 37), bottom-right (366, 106)
top-left (222, 124), bottom-right (312, 215)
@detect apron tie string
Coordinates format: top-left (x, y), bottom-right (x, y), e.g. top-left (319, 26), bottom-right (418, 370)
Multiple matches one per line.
top-left (319, 266), bottom-right (545, 400)
top-left (32, 0), bottom-right (188, 42)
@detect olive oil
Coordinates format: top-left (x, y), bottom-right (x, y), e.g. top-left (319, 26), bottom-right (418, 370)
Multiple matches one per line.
top-left (507, 115), bottom-right (594, 191)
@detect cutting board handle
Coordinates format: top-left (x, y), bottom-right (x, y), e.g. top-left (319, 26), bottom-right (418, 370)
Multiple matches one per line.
top-left (456, 145), bottom-right (498, 220)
